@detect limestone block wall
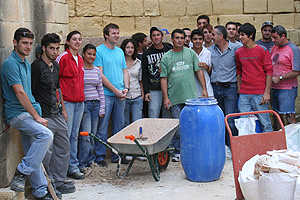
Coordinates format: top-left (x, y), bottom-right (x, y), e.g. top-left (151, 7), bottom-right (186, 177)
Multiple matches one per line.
top-left (68, 0), bottom-right (300, 46)
top-left (0, 0), bottom-right (69, 188)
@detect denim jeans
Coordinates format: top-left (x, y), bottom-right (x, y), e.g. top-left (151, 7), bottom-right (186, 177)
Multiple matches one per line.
top-left (271, 87), bottom-right (298, 114)
top-left (239, 94), bottom-right (273, 133)
top-left (212, 83), bottom-right (238, 146)
top-left (64, 101), bottom-right (84, 174)
top-left (148, 90), bottom-right (172, 118)
top-left (78, 100), bottom-right (99, 168)
top-left (124, 96), bottom-right (143, 126)
top-left (169, 104), bottom-right (185, 152)
top-left (95, 95), bottom-right (126, 162)
top-left (9, 112), bottom-right (53, 198)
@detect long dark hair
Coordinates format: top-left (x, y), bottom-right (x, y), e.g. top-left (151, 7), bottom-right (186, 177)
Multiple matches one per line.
top-left (64, 30), bottom-right (81, 51)
top-left (120, 39), bottom-right (137, 60)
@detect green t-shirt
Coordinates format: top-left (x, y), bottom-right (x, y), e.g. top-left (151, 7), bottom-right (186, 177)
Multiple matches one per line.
top-left (160, 47), bottom-right (201, 105)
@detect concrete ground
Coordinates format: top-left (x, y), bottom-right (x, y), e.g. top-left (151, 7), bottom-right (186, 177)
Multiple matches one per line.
top-left (62, 158), bottom-right (236, 200)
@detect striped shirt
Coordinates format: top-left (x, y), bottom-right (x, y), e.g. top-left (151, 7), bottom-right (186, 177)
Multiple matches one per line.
top-left (83, 66), bottom-right (105, 115)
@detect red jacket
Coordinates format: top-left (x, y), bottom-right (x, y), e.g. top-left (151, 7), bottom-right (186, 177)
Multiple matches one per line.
top-left (56, 49), bottom-right (85, 102)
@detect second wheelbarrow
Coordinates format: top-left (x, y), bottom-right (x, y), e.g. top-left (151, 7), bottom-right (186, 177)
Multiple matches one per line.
top-left (80, 118), bottom-right (179, 181)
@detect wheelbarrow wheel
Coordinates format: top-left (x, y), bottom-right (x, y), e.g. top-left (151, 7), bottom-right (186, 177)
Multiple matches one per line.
top-left (150, 152), bottom-right (170, 172)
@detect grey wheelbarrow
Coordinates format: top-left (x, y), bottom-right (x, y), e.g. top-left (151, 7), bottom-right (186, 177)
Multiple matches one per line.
top-left (80, 118), bottom-right (179, 181)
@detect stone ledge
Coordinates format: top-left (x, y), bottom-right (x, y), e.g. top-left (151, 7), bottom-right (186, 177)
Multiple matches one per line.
top-left (0, 188), bottom-right (24, 200)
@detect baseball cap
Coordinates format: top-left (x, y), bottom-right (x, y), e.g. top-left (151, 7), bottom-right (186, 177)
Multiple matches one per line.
top-left (150, 26), bottom-right (163, 36)
top-left (261, 21), bottom-right (274, 29)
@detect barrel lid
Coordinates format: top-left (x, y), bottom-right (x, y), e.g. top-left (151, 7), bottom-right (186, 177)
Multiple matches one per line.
top-left (185, 98), bottom-right (218, 105)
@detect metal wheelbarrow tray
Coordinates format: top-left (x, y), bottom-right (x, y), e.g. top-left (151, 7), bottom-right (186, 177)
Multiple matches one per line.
top-left (81, 118), bottom-right (179, 181)
top-left (108, 118), bottom-right (179, 155)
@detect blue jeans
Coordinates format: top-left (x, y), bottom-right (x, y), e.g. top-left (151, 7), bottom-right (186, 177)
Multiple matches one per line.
top-left (169, 104), bottom-right (185, 152)
top-left (239, 94), bottom-right (273, 133)
top-left (148, 90), bottom-right (172, 118)
top-left (271, 87), bottom-right (298, 114)
top-left (95, 95), bottom-right (126, 162)
top-left (78, 100), bottom-right (100, 168)
top-left (64, 101), bottom-right (84, 174)
top-left (124, 96), bottom-right (143, 126)
top-left (212, 83), bottom-right (238, 146)
top-left (9, 112), bottom-right (53, 198)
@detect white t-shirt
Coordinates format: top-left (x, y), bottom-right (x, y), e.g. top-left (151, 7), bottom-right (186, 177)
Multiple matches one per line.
top-left (192, 47), bottom-right (214, 97)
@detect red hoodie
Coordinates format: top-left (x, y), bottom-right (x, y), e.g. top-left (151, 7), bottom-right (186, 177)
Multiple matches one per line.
top-left (56, 49), bottom-right (85, 102)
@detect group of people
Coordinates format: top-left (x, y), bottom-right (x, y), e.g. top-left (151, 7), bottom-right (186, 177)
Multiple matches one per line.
top-left (2, 13), bottom-right (300, 199)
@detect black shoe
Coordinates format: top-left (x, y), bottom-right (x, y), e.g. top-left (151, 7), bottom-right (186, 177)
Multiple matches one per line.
top-left (97, 160), bottom-right (108, 167)
top-left (35, 192), bottom-right (53, 200)
top-left (10, 169), bottom-right (27, 192)
top-left (63, 179), bottom-right (75, 185)
top-left (56, 183), bottom-right (76, 194)
top-left (111, 157), bottom-right (129, 164)
top-left (79, 167), bottom-right (86, 173)
top-left (51, 182), bottom-right (62, 200)
top-left (67, 172), bottom-right (85, 180)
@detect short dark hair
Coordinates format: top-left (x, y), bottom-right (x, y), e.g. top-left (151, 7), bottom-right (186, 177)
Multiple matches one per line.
top-left (65, 30), bottom-right (81, 50)
top-left (41, 33), bottom-right (61, 48)
top-left (103, 23), bottom-right (119, 40)
top-left (14, 27), bottom-right (34, 43)
top-left (171, 29), bottom-right (186, 39)
top-left (225, 21), bottom-right (237, 29)
top-left (235, 22), bottom-right (242, 27)
top-left (120, 39), bottom-right (137, 60)
top-left (191, 29), bottom-right (204, 39)
top-left (197, 15), bottom-right (210, 24)
top-left (238, 23), bottom-right (256, 41)
top-left (271, 25), bottom-right (287, 38)
top-left (82, 43), bottom-right (96, 54)
top-left (132, 32), bottom-right (147, 45)
top-left (182, 28), bottom-right (191, 31)
top-left (214, 25), bottom-right (227, 39)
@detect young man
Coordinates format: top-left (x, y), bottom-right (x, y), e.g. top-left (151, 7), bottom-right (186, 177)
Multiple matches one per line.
top-left (131, 32), bottom-right (148, 60)
top-left (93, 23), bottom-right (129, 165)
top-left (208, 25), bottom-right (240, 146)
top-left (141, 26), bottom-right (173, 118)
top-left (31, 33), bottom-right (75, 197)
top-left (271, 25), bottom-right (300, 129)
top-left (226, 22), bottom-right (242, 46)
top-left (235, 23), bottom-right (273, 132)
top-left (190, 29), bottom-right (214, 97)
top-left (183, 28), bottom-right (192, 48)
top-left (255, 21), bottom-right (274, 53)
top-left (160, 29), bottom-right (208, 162)
top-left (1, 28), bottom-right (53, 199)
top-left (197, 15), bottom-right (210, 30)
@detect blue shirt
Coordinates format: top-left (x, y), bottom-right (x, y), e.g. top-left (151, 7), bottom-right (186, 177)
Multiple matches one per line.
top-left (1, 50), bottom-right (41, 123)
top-left (93, 44), bottom-right (127, 96)
top-left (208, 41), bottom-right (241, 83)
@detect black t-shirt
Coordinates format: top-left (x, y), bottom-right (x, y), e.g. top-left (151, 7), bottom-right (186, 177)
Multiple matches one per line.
top-left (141, 42), bottom-right (173, 94)
top-left (31, 58), bottom-right (60, 118)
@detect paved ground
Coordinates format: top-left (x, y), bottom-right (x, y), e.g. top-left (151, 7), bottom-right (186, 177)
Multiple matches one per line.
top-left (62, 158), bottom-right (236, 200)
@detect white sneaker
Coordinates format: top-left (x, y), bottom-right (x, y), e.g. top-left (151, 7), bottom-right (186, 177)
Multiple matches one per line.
top-left (172, 153), bottom-right (180, 162)
top-left (137, 156), bottom-right (147, 161)
top-left (126, 156), bottom-right (133, 161)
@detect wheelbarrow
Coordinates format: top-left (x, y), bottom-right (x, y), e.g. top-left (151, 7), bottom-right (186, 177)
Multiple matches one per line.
top-left (80, 118), bottom-right (179, 181)
top-left (225, 110), bottom-right (287, 200)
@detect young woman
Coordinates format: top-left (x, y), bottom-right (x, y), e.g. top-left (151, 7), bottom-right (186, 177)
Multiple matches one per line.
top-left (56, 31), bottom-right (85, 179)
top-left (121, 39), bottom-right (144, 127)
top-left (203, 24), bottom-right (214, 48)
top-left (78, 44), bottom-right (105, 171)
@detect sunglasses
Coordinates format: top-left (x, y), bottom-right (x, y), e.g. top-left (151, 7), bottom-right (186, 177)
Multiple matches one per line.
top-left (22, 32), bottom-right (34, 38)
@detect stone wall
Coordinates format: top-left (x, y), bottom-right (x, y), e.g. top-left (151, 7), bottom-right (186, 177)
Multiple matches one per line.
top-left (0, 0), bottom-right (69, 188)
top-left (68, 0), bottom-right (300, 45)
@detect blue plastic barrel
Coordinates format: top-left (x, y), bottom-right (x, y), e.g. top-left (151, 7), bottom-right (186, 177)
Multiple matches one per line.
top-left (180, 98), bottom-right (225, 182)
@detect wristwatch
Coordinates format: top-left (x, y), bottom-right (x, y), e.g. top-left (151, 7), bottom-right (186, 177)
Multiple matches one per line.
top-left (279, 75), bottom-right (283, 81)
top-left (125, 87), bottom-right (130, 91)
